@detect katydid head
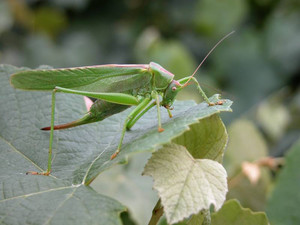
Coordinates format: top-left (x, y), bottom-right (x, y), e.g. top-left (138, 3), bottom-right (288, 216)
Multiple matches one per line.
top-left (162, 80), bottom-right (182, 109)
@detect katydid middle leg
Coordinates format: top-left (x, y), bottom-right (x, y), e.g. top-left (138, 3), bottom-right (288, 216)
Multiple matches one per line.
top-left (111, 97), bottom-right (152, 159)
top-left (126, 101), bottom-right (156, 130)
top-left (127, 91), bottom-right (169, 132)
top-left (111, 92), bottom-right (169, 159)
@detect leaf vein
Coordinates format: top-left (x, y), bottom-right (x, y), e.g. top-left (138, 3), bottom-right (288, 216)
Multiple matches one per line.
top-left (0, 185), bottom-right (79, 203)
top-left (0, 135), bottom-right (44, 173)
top-left (43, 186), bottom-right (78, 225)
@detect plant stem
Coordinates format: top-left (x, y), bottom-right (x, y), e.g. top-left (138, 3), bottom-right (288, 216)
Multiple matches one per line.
top-left (148, 199), bottom-right (164, 225)
top-left (202, 209), bottom-right (211, 225)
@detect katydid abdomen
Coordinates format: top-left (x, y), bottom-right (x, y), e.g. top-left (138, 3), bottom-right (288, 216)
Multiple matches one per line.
top-left (41, 99), bottom-right (130, 130)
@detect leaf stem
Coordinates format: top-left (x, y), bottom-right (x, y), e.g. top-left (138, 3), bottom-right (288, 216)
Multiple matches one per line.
top-left (202, 209), bottom-right (211, 225)
top-left (148, 199), bottom-right (164, 225)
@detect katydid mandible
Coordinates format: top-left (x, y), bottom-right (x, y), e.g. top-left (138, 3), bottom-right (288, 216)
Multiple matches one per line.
top-left (10, 32), bottom-right (234, 175)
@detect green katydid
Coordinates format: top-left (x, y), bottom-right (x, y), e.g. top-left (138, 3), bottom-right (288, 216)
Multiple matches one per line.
top-left (10, 32), bottom-right (234, 175)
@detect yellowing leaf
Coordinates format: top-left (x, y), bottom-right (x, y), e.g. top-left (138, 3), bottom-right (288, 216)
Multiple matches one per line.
top-left (143, 144), bottom-right (228, 224)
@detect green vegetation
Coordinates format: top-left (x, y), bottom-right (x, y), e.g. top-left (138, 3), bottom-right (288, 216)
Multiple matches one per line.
top-left (0, 0), bottom-right (299, 224)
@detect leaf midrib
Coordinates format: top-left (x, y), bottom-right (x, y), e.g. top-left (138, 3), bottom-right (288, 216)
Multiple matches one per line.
top-left (0, 134), bottom-right (57, 178)
top-left (169, 153), bottom-right (195, 222)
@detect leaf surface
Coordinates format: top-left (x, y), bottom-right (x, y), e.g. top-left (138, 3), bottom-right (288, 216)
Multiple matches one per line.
top-left (173, 114), bottom-right (228, 162)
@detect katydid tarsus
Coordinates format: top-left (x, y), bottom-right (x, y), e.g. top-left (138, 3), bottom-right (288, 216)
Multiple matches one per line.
top-left (10, 31), bottom-right (234, 175)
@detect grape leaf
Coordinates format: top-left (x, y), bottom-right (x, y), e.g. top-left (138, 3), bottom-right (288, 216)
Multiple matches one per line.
top-left (0, 64), bottom-right (232, 224)
top-left (143, 144), bottom-right (228, 224)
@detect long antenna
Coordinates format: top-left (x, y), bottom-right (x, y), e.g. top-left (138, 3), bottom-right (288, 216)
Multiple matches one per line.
top-left (182, 31), bottom-right (235, 87)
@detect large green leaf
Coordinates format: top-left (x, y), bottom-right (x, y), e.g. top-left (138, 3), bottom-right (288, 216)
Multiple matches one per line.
top-left (1, 64), bottom-right (232, 184)
top-left (266, 139), bottom-right (300, 225)
top-left (0, 64), bottom-right (232, 224)
top-left (1, 65), bottom-right (127, 225)
top-left (0, 177), bottom-right (125, 225)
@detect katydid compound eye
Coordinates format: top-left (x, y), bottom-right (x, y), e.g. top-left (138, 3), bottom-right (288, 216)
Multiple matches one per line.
top-left (172, 87), bottom-right (176, 91)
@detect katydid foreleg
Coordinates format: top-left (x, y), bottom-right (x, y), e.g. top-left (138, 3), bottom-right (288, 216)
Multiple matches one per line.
top-left (177, 76), bottom-right (215, 106)
top-left (27, 89), bottom-right (57, 175)
top-left (153, 91), bottom-right (164, 132)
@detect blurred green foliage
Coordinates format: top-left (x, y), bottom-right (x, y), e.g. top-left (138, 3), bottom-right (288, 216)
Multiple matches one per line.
top-left (1, 0), bottom-right (299, 115)
top-left (1, 0), bottom-right (299, 224)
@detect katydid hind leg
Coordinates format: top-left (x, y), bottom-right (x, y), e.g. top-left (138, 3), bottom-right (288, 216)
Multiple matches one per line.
top-left (55, 86), bottom-right (139, 106)
top-left (27, 89), bottom-right (57, 176)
